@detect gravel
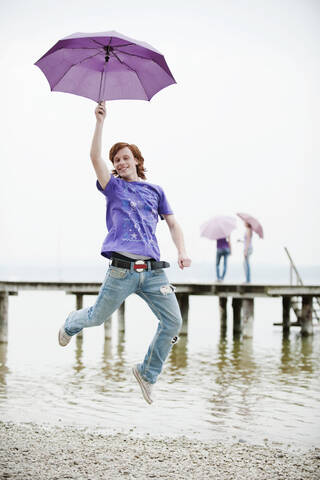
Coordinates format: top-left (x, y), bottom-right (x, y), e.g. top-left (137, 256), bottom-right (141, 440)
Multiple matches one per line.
top-left (0, 422), bottom-right (319, 479)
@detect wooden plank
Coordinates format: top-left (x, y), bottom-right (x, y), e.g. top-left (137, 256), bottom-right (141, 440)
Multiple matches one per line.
top-left (267, 287), bottom-right (320, 296)
top-left (66, 291), bottom-right (99, 296)
top-left (1, 281), bottom-right (320, 299)
top-left (0, 281), bottom-right (101, 292)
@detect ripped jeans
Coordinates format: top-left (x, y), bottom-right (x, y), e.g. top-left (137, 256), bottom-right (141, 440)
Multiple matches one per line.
top-left (64, 265), bottom-right (182, 384)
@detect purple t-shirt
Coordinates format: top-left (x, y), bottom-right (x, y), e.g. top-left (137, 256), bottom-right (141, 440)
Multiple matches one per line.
top-left (217, 237), bottom-right (229, 249)
top-left (97, 175), bottom-right (173, 261)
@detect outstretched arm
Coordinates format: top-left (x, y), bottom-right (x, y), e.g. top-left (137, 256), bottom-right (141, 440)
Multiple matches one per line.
top-left (90, 101), bottom-right (110, 189)
top-left (227, 236), bottom-right (232, 254)
top-left (163, 214), bottom-right (191, 270)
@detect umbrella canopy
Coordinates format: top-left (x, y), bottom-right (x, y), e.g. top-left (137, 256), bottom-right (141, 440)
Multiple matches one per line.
top-left (200, 215), bottom-right (237, 241)
top-left (34, 31), bottom-right (176, 102)
top-left (237, 212), bottom-right (264, 239)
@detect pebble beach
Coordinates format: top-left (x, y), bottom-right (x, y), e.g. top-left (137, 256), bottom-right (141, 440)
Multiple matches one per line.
top-left (1, 422), bottom-right (319, 480)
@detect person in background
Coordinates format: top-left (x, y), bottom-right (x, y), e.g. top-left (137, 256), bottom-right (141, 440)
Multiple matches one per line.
top-left (243, 222), bottom-right (253, 283)
top-left (58, 101), bottom-right (191, 405)
top-left (216, 236), bottom-right (231, 282)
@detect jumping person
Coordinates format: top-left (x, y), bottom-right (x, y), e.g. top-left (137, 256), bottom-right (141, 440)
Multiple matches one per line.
top-left (58, 101), bottom-right (191, 404)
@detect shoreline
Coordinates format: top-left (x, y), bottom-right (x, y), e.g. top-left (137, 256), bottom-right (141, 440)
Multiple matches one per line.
top-left (1, 422), bottom-right (319, 479)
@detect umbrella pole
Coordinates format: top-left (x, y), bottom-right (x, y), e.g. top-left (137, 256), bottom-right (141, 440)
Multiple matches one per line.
top-left (98, 68), bottom-right (105, 103)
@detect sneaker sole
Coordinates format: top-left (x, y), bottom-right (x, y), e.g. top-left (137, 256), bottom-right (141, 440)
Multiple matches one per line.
top-left (132, 367), bottom-right (153, 405)
top-left (58, 327), bottom-right (71, 347)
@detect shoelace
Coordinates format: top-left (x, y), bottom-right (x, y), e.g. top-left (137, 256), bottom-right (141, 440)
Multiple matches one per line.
top-left (61, 331), bottom-right (70, 340)
top-left (143, 380), bottom-right (153, 394)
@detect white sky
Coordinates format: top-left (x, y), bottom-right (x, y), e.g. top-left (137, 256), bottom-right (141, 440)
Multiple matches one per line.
top-left (0, 0), bottom-right (319, 271)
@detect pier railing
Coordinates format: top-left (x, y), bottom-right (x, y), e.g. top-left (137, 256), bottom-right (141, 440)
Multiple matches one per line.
top-left (284, 247), bottom-right (320, 323)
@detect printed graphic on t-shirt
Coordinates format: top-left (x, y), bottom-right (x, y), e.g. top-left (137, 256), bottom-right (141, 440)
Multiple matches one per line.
top-left (118, 188), bottom-right (159, 247)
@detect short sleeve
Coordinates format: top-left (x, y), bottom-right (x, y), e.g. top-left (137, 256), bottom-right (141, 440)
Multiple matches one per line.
top-left (96, 175), bottom-right (116, 197)
top-left (158, 187), bottom-right (173, 219)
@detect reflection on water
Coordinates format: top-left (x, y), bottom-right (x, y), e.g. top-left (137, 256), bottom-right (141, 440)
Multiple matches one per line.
top-left (0, 342), bottom-right (9, 386)
top-left (168, 335), bottom-right (188, 373)
top-left (0, 294), bottom-right (320, 449)
top-left (73, 336), bottom-right (85, 374)
top-left (280, 335), bottom-right (314, 376)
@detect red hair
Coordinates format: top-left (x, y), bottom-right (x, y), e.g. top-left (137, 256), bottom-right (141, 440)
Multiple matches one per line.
top-left (109, 142), bottom-right (147, 180)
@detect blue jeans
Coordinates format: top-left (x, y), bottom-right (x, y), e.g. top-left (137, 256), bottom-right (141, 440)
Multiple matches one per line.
top-left (64, 264), bottom-right (182, 384)
top-left (216, 248), bottom-right (230, 280)
top-left (243, 248), bottom-right (253, 282)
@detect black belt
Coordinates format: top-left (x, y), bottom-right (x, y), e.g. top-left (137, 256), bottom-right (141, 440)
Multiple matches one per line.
top-left (111, 257), bottom-right (170, 272)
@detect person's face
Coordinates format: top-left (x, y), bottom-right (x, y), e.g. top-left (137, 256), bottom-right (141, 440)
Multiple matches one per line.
top-left (113, 147), bottom-right (138, 180)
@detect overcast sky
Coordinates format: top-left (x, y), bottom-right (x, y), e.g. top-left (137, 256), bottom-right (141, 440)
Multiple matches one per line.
top-left (0, 0), bottom-right (319, 274)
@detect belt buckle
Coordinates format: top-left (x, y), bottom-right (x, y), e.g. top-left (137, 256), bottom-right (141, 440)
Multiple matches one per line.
top-left (134, 260), bottom-right (147, 273)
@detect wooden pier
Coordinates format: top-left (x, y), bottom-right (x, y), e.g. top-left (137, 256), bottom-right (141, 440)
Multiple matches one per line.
top-left (0, 281), bottom-right (319, 343)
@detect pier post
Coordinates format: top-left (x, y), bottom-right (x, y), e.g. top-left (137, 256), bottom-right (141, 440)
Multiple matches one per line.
top-left (242, 298), bottom-right (254, 338)
top-left (118, 302), bottom-right (125, 333)
top-left (219, 297), bottom-right (227, 334)
top-left (76, 294), bottom-right (84, 338)
top-left (282, 296), bottom-right (291, 334)
top-left (176, 293), bottom-right (189, 335)
top-left (301, 296), bottom-right (313, 336)
top-left (76, 294), bottom-right (83, 310)
top-left (232, 298), bottom-right (242, 335)
top-left (104, 316), bottom-right (112, 339)
top-left (0, 292), bottom-right (8, 343)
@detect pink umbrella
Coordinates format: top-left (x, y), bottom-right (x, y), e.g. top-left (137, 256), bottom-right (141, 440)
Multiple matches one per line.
top-left (237, 212), bottom-right (264, 239)
top-left (200, 215), bottom-right (237, 240)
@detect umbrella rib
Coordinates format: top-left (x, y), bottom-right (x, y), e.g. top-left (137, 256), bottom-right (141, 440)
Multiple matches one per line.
top-left (111, 42), bottom-right (134, 47)
top-left (114, 49), bottom-right (169, 75)
top-left (91, 39), bottom-right (106, 47)
top-left (111, 50), bottom-right (149, 100)
top-left (115, 48), bottom-right (158, 62)
top-left (37, 45), bottom-right (102, 63)
top-left (92, 38), bottom-right (134, 48)
top-left (51, 51), bottom-right (103, 90)
top-left (59, 46), bottom-right (103, 51)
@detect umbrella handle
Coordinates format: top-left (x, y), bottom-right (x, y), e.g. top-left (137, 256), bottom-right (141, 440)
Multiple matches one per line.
top-left (103, 45), bottom-right (112, 62)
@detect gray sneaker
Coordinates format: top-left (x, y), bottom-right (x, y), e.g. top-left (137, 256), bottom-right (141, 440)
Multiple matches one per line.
top-left (132, 365), bottom-right (153, 404)
top-left (58, 325), bottom-right (72, 347)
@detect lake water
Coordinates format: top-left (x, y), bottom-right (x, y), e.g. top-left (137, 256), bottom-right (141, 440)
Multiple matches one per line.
top-left (1, 269), bottom-right (320, 452)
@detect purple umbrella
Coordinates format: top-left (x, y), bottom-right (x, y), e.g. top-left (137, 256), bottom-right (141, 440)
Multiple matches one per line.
top-left (200, 215), bottom-right (237, 241)
top-left (34, 31), bottom-right (176, 102)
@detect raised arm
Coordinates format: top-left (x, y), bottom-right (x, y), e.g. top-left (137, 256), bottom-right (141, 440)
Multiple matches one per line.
top-left (90, 101), bottom-right (110, 189)
top-left (163, 214), bottom-right (192, 270)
